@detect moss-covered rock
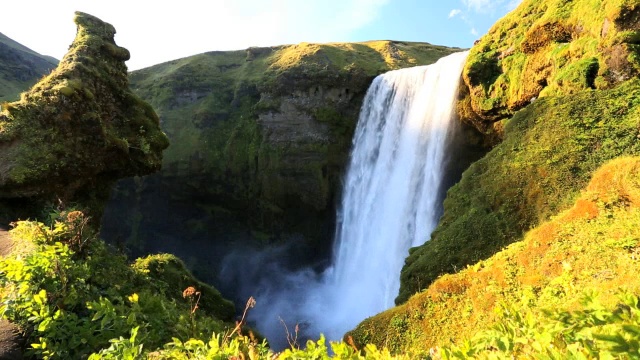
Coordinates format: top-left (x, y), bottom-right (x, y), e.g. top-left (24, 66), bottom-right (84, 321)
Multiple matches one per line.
top-left (351, 156), bottom-right (640, 354)
top-left (460, 0), bottom-right (640, 134)
top-left (0, 12), bottom-right (168, 221)
top-left (398, 77), bottom-right (640, 303)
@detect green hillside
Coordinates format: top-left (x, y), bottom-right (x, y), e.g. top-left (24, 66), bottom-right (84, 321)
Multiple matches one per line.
top-left (399, 0), bottom-right (640, 303)
top-left (0, 32), bottom-right (57, 102)
top-left (1, 0), bottom-right (639, 357)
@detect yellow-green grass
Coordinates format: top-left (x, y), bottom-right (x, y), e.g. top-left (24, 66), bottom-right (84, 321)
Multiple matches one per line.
top-left (461, 0), bottom-right (639, 126)
top-left (350, 156), bottom-right (640, 355)
top-left (399, 78), bottom-right (640, 303)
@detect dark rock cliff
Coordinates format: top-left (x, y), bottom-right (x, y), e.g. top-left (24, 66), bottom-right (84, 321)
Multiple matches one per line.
top-left (101, 41), bottom-right (470, 284)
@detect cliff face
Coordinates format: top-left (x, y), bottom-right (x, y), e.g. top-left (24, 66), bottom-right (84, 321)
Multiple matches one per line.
top-left (101, 41), bottom-right (466, 273)
top-left (0, 12), bottom-right (168, 222)
top-left (458, 0), bottom-right (640, 136)
top-left (0, 32), bottom-right (57, 102)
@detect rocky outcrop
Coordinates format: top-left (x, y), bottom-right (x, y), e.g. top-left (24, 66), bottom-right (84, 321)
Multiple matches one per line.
top-left (0, 12), bottom-right (168, 222)
top-left (459, 0), bottom-right (640, 136)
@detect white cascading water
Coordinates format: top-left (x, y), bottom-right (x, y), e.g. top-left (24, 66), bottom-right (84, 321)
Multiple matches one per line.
top-left (329, 50), bottom-right (469, 325)
top-left (245, 51), bottom-right (469, 347)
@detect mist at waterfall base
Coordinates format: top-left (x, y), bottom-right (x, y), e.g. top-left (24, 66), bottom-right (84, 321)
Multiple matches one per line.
top-left (220, 51), bottom-right (470, 349)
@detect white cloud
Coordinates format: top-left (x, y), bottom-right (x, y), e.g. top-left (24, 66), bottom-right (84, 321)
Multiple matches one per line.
top-left (448, 9), bottom-right (462, 18)
top-left (471, 27), bottom-right (479, 36)
top-left (463, 0), bottom-right (493, 13)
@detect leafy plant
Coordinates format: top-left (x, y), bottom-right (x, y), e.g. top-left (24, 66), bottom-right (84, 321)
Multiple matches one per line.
top-left (0, 212), bottom-right (229, 358)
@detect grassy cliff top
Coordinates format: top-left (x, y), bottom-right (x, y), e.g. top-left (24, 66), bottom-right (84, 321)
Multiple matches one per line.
top-left (0, 32), bottom-right (57, 102)
top-left (460, 0), bottom-right (640, 130)
top-left (130, 40), bottom-right (462, 105)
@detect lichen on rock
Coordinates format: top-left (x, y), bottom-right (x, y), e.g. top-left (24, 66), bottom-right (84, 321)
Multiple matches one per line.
top-left (0, 12), bottom-right (169, 220)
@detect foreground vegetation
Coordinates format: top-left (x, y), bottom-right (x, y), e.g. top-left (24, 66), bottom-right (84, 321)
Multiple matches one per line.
top-left (2, 157), bottom-right (640, 358)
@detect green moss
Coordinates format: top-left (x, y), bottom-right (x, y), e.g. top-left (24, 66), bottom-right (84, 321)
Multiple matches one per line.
top-left (352, 157), bottom-right (640, 354)
top-left (398, 78), bottom-right (640, 304)
top-left (132, 254), bottom-right (235, 321)
top-left (461, 0), bottom-right (640, 126)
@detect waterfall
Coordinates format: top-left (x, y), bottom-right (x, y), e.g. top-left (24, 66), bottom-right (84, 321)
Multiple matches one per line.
top-left (329, 50), bottom-right (469, 324)
top-left (241, 51), bottom-right (469, 348)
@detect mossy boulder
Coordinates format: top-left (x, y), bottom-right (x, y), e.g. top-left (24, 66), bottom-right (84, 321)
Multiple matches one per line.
top-left (460, 0), bottom-right (640, 134)
top-left (0, 12), bottom-right (168, 221)
top-left (132, 253), bottom-right (235, 322)
top-left (351, 156), bottom-right (640, 354)
top-left (398, 77), bottom-right (640, 304)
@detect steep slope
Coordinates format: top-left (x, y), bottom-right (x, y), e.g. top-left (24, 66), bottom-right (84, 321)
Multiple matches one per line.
top-left (399, 77), bottom-right (640, 303)
top-left (0, 12), bottom-right (168, 222)
top-left (399, 0), bottom-right (640, 303)
top-left (0, 32), bottom-right (57, 102)
top-left (101, 41), bottom-right (474, 277)
top-left (350, 156), bottom-right (640, 355)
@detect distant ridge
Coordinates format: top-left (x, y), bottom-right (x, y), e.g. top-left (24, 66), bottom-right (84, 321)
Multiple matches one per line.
top-left (0, 32), bottom-right (58, 101)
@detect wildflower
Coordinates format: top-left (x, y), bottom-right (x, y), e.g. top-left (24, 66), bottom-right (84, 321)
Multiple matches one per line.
top-left (183, 286), bottom-right (197, 298)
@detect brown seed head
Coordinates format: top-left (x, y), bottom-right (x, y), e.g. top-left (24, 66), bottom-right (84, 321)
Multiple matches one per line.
top-left (183, 286), bottom-right (196, 298)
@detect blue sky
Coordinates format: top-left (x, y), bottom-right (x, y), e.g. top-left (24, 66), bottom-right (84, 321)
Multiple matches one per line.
top-left (2, 0), bottom-right (521, 70)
